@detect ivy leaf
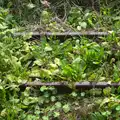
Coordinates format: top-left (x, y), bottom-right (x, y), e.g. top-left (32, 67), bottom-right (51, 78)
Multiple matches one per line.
top-left (101, 111), bottom-right (111, 116)
top-left (81, 22), bottom-right (87, 28)
top-left (71, 92), bottom-right (77, 97)
top-left (51, 96), bottom-right (56, 102)
top-left (103, 87), bottom-right (111, 96)
top-left (44, 92), bottom-right (50, 98)
top-left (63, 104), bottom-right (70, 113)
top-left (55, 102), bottom-right (62, 108)
top-left (81, 92), bottom-right (85, 97)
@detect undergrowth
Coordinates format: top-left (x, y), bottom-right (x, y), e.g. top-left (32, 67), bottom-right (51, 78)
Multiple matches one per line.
top-left (0, 0), bottom-right (120, 120)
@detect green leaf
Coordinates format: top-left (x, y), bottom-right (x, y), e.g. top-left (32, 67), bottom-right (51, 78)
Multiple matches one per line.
top-left (51, 96), bottom-right (56, 102)
top-left (49, 63), bottom-right (58, 68)
top-left (103, 87), bottom-right (111, 96)
top-left (34, 59), bottom-right (43, 66)
top-left (31, 68), bottom-right (40, 76)
top-left (113, 16), bottom-right (120, 21)
top-left (72, 57), bottom-right (81, 64)
top-left (22, 32), bottom-right (32, 39)
top-left (40, 86), bottom-right (47, 92)
top-left (44, 46), bottom-right (52, 52)
top-left (55, 102), bottom-right (62, 108)
top-left (100, 98), bottom-right (110, 107)
top-left (77, 26), bottom-right (81, 31)
top-left (53, 112), bottom-right (60, 118)
top-left (41, 11), bottom-right (49, 17)
top-left (54, 58), bottom-right (61, 66)
top-left (27, 3), bottom-right (36, 9)
top-left (81, 92), bottom-right (85, 97)
top-left (117, 86), bottom-right (120, 93)
top-left (116, 105), bottom-right (120, 111)
top-left (42, 116), bottom-right (49, 120)
top-left (0, 23), bottom-right (7, 30)
top-left (80, 22), bottom-right (87, 28)
top-left (101, 111), bottom-right (111, 116)
top-left (0, 86), bottom-right (3, 90)
top-left (23, 98), bottom-right (30, 105)
top-left (63, 104), bottom-right (70, 113)
top-left (71, 92), bottom-right (77, 97)
top-left (1, 109), bottom-right (6, 117)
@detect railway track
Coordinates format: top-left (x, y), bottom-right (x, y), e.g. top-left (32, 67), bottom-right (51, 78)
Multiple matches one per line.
top-left (17, 30), bottom-right (120, 92)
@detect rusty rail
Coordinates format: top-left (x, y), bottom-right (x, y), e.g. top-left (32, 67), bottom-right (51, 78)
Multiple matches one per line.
top-left (14, 31), bottom-right (109, 37)
top-left (22, 81), bottom-right (120, 88)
